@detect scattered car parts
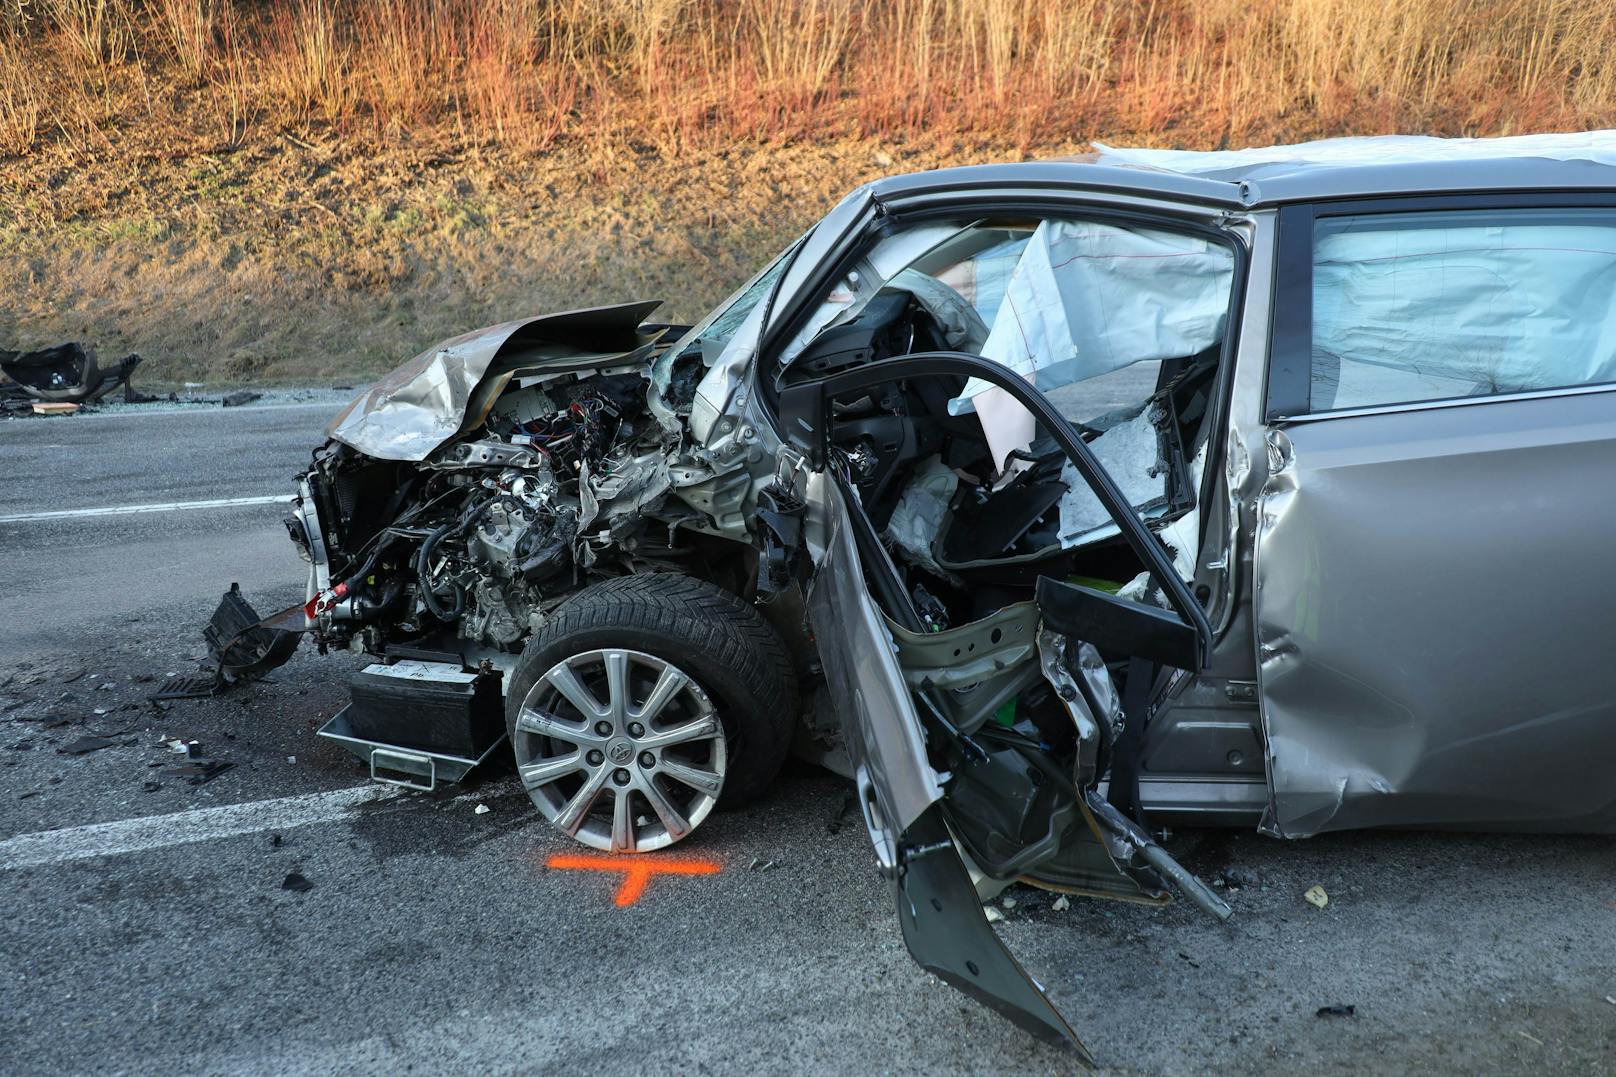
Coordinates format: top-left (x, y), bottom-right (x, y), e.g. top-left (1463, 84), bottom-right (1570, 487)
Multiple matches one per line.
top-left (0, 343), bottom-right (141, 405)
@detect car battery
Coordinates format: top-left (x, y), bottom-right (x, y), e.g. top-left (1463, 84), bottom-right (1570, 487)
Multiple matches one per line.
top-left (344, 660), bottom-right (504, 760)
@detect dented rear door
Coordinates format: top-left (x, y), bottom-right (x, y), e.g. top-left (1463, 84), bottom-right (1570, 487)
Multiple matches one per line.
top-left (1254, 198), bottom-right (1616, 836)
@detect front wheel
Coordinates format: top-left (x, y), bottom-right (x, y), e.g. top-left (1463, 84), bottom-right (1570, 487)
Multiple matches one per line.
top-left (505, 573), bottom-right (797, 852)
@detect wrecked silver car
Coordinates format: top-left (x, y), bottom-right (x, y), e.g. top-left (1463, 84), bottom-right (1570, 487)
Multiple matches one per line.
top-left (231, 132), bottom-right (1616, 1056)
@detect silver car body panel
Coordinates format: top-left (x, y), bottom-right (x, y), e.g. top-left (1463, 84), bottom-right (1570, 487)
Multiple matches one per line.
top-left (1254, 389), bottom-right (1616, 836)
top-left (326, 301), bottom-right (661, 462)
top-left (802, 472), bottom-right (943, 869)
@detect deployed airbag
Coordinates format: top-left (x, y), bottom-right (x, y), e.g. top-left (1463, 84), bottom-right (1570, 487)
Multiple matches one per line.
top-left (950, 220), bottom-right (1233, 413)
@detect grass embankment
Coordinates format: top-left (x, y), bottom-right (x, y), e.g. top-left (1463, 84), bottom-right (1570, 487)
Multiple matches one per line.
top-left (2, 0), bottom-right (1613, 384)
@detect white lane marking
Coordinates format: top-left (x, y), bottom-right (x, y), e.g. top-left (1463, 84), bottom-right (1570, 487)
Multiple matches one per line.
top-left (0, 785), bottom-right (405, 869)
top-left (43, 400), bottom-right (346, 421)
top-left (0, 494), bottom-right (291, 523)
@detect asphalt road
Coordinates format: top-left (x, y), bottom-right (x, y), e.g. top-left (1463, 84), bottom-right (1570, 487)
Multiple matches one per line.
top-left (2, 401), bottom-right (1614, 1076)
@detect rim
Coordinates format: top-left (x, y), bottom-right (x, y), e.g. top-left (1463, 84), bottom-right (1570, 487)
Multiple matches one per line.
top-left (513, 647), bottom-right (727, 852)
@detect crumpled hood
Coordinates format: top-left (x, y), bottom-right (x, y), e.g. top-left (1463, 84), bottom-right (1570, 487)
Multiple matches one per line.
top-left (326, 300), bottom-right (662, 461)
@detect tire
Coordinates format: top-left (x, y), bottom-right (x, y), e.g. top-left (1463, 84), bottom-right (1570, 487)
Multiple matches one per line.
top-left (505, 573), bottom-right (797, 821)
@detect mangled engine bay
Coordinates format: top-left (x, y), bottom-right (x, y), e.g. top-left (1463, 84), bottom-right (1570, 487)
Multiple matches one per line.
top-left (285, 302), bottom-right (770, 659)
top-left (300, 370), bottom-right (650, 653)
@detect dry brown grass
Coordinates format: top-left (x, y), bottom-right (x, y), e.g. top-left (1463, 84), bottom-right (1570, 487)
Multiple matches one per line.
top-left (5, 0), bottom-right (1616, 384)
top-left (1, 0), bottom-right (1613, 164)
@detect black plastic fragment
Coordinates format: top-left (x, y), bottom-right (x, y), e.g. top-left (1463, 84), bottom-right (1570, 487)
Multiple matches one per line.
top-left (1316, 1005), bottom-right (1356, 1018)
top-left (204, 583), bottom-right (300, 682)
top-left (151, 674), bottom-right (223, 701)
top-left (162, 759), bottom-right (234, 785)
top-left (58, 735), bottom-right (115, 755)
top-left (222, 390), bottom-right (263, 408)
top-left (281, 872), bottom-right (314, 893)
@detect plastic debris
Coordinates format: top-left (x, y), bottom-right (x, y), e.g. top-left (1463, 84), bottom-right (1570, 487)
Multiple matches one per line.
top-left (281, 871), bottom-right (314, 893)
top-left (473, 803), bottom-right (490, 815)
top-left (1304, 884), bottom-right (1330, 909)
top-left (1316, 1005), bottom-right (1355, 1018)
top-left (1516, 1030), bottom-right (1544, 1046)
top-left (58, 735), bottom-right (115, 755)
top-left (222, 390), bottom-right (264, 408)
top-left (162, 759), bottom-right (233, 785)
top-left (748, 857), bottom-right (778, 872)
top-left (141, 781), bottom-right (161, 792)
top-left (1001, 895), bottom-right (1017, 909)
top-left (1051, 895), bottom-right (1071, 912)
top-left (287, 756), bottom-right (296, 765)
top-left (984, 906), bottom-right (1005, 923)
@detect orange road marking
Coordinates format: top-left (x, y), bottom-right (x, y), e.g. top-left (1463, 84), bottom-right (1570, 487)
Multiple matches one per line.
top-left (546, 853), bottom-right (721, 907)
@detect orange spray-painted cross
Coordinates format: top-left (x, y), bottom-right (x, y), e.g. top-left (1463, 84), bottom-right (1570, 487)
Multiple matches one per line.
top-left (546, 853), bottom-right (721, 907)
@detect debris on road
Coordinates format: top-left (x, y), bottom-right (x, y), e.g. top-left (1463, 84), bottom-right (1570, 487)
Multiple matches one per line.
top-left (58, 735), bottom-right (116, 755)
top-left (0, 343), bottom-right (142, 406)
top-left (1316, 1005), bottom-right (1356, 1018)
top-left (473, 803), bottom-right (490, 815)
top-left (826, 793), bottom-right (856, 834)
top-left (281, 872), bottom-right (314, 893)
top-left (31, 402), bottom-right (80, 416)
top-left (151, 674), bottom-right (223, 701)
top-left (141, 781), bottom-right (161, 792)
top-left (162, 758), bottom-right (233, 785)
top-left (221, 390), bottom-right (263, 408)
top-left (985, 905), bottom-right (1006, 923)
top-left (747, 857), bottom-right (778, 872)
top-left (1051, 895), bottom-right (1071, 912)
top-left (1001, 895), bottom-right (1018, 909)
top-left (1516, 1030), bottom-right (1544, 1046)
top-left (1304, 884), bottom-right (1330, 909)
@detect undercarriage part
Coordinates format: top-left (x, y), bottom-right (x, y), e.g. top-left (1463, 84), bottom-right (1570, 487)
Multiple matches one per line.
top-left (203, 583), bottom-right (301, 683)
top-left (504, 573), bottom-right (798, 850)
top-left (0, 343), bottom-right (142, 404)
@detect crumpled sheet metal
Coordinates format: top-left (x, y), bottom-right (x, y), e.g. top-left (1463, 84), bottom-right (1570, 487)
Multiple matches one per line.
top-left (1253, 408), bottom-right (1616, 838)
top-left (326, 301), bottom-right (660, 461)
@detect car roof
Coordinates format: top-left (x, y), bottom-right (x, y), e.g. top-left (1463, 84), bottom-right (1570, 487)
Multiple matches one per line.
top-left (869, 131), bottom-right (1616, 209)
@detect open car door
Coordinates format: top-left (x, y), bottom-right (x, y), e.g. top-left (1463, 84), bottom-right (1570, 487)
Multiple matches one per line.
top-left (775, 353), bottom-right (1231, 1057)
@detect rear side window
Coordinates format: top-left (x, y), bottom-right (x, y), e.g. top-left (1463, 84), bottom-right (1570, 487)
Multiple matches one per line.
top-left (1303, 207), bottom-right (1616, 412)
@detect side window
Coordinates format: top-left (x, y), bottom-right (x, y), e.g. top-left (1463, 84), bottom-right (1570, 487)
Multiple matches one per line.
top-left (1308, 207), bottom-right (1616, 411)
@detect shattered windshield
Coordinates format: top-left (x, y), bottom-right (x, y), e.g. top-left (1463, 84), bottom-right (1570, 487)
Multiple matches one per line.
top-left (666, 236), bottom-right (804, 366)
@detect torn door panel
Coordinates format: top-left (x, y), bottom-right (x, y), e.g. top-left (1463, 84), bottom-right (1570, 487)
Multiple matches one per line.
top-left (804, 473), bottom-right (944, 871)
top-left (1254, 407), bottom-right (1616, 838)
